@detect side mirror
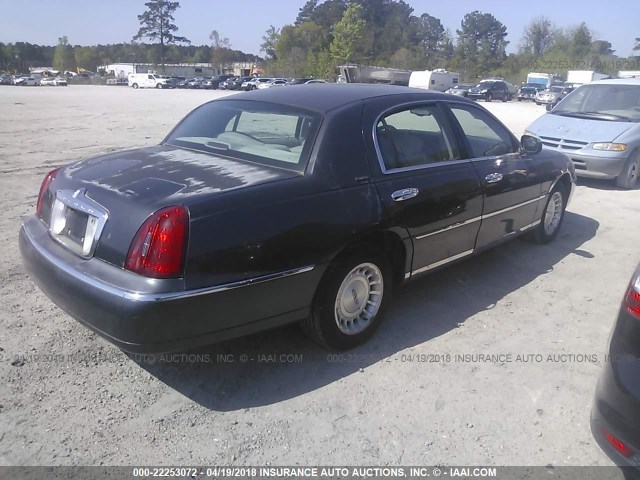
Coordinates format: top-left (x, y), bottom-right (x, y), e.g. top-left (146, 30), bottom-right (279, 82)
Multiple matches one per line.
top-left (520, 135), bottom-right (542, 155)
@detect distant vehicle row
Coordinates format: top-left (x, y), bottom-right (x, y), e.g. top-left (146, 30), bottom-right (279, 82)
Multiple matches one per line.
top-left (0, 74), bottom-right (67, 86)
top-left (126, 73), bottom-right (328, 90)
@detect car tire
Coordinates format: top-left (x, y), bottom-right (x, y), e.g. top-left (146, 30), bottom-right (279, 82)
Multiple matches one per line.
top-left (615, 151), bottom-right (640, 190)
top-left (525, 185), bottom-right (567, 244)
top-left (486, 93), bottom-right (492, 102)
top-left (132, 83), bottom-right (138, 89)
top-left (156, 84), bottom-right (163, 89)
top-left (502, 93), bottom-right (508, 102)
top-left (302, 251), bottom-right (392, 350)
top-left (518, 98), bottom-right (522, 102)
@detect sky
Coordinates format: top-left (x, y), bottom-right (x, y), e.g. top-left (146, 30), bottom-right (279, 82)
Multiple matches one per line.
top-left (0, 0), bottom-right (638, 57)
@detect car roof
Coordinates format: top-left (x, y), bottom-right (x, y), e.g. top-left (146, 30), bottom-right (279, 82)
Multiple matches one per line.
top-left (231, 84), bottom-right (463, 112)
top-left (588, 78), bottom-right (640, 86)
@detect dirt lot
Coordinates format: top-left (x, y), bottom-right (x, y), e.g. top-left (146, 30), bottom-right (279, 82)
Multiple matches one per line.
top-left (1, 85), bottom-right (639, 468)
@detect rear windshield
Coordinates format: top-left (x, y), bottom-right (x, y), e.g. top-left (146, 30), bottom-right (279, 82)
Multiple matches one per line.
top-left (164, 100), bottom-right (322, 172)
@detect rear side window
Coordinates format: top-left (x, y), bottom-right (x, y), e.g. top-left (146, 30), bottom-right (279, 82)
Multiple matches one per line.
top-left (375, 104), bottom-right (460, 171)
top-left (448, 104), bottom-right (517, 158)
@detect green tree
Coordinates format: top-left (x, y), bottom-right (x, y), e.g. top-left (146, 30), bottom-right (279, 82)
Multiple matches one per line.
top-left (53, 36), bottom-right (75, 71)
top-left (261, 26), bottom-right (280, 60)
top-left (453, 11), bottom-right (508, 80)
top-left (520, 17), bottom-right (554, 56)
top-left (415, 13), bottom-right (449, 68)
top-left (133, 0), bottom-right (190, 70)
top-left (209, 30), bottom-right (234, 73)
top-left (329, 3), bottom-right (367, 63)
top-left (569, 22), bottom-right (592, 59)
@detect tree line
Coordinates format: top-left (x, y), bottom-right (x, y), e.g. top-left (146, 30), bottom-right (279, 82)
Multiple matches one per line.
top-left (262, 0), bottom-right (640, 82)
top-left (2, 0), bottom-right (639, 83)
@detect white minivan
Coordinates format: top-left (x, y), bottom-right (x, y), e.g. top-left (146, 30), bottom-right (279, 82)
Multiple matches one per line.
top-left (128, 73), bottom-right (172, 89)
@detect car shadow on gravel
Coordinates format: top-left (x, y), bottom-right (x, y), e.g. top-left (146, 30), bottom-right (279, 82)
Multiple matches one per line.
top-left (576, 177), bottom-right (639, 191)
top-left (136, 211), bottom-right (599, 411)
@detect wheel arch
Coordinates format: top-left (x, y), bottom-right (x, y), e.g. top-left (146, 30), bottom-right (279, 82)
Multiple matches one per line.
top-left (325, 229), bottom-right (411, 289)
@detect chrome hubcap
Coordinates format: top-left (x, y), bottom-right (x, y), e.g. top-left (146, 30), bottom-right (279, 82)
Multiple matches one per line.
top-left (544, 191), bottom-right (563, 235)
top-left (334, 263), bottom-right (383, 335)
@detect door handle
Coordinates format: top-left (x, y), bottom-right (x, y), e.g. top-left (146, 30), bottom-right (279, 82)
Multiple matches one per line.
top-left (485, 173), bottom-right (503, 183)
top-left (391, 188), bottom-right (419, 202)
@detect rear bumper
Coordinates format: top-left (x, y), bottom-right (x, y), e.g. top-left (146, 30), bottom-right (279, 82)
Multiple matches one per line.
top-left (19, 216), bottom-right (320, 353)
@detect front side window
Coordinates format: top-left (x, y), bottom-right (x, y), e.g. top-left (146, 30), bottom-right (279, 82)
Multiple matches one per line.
top-left (375, 104), bottom-right (459, 171)
top-left (449, 104), bottom-right (517, 158)
top-left (165, 100), bottom-right (321, 172)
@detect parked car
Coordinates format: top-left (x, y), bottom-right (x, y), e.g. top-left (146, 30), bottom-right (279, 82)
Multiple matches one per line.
top-left (187, 77), bottom-right (206, 89)
top-left (106, 78), bottom-right (129, 86)
top-left (40, 77), bottom-right (67, 86)
top-left (176, 78), bottom-right (191, 89)
top-left (257, 79), bottom-right (289, 89)
top-left (241, 77), bottom-right (273, 91)
top-left (201, 75), bottom-right (232, 90)
top-left (535, 85), bottom-right (574, 108)
top-left (218, 77), bottom-right (238, 90)
top-left (467, 80), bottom-right (510, 102)
top-left (226, 76), bottom-right (254, 90)
top-left (0, 75), bottom-right (12, 85)
top-left (15, 76), bottom-right (39, 86)
top-left (445, 84), bottom-right (474, 97)
top-left (591, 263), bottom-right (640, 478)
top-left (19, 85), bottom-right (575, 353)
top-left (288, 78), bottom-right (314, 85)
top-left (517, 82), bottom-right (546, 101)
top-left (525, 79), bottom-right (640, 189)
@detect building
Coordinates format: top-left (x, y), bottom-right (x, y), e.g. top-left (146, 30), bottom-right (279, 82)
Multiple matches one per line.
top-left (100, 63), bottom-right (219, 78)
top-left (221, 62), bottom-right (264, 77)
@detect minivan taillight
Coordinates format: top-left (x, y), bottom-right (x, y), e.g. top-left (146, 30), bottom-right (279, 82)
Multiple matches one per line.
top-left (626, 274), bottom-right (640, 319)
top-left (36, 167), bottom-right (61, 217)
top-left (125, 206), bottom-right (189, 279)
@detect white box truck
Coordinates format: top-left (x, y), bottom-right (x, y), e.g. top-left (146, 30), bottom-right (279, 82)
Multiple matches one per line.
top-left (566, 70), bottom-right (610, 85)
top-left (409, 69), bottom-right (460, 92)
top-left (127, 73), bottom-right (172, 89)
top-left (618, 70), bottom-right (640, 79)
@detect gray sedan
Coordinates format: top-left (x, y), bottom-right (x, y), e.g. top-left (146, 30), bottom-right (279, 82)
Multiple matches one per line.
top-left (525, 79), bottom-right (640, 189)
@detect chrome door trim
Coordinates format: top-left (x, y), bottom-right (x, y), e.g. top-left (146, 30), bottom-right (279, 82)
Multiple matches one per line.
top-left (406, 249), bottom-right (474, 278)
top-left (416, 216), bottom-right (482, 240)
top-left (481, 194), bottom-right (546, 219)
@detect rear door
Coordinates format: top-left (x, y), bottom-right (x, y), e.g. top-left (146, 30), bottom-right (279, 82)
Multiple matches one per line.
top-left (445, 102), bottom-right (544, 249)
top-left (365, 100), bottom-right (483, 277)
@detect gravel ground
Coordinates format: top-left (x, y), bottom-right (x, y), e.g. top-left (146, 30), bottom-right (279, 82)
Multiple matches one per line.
top-left (0, 85), bottom-right (639, 468)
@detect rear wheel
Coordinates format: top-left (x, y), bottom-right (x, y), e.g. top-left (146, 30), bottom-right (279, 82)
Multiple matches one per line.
top-left (132, 83), bottom-right (138, 89)
top-left (302, 251), bottom-right (391, 350)
top-left (616, 151), bottom-right (640, 190)
top-left (156, 83), bottom-right (163, 89)
top-left (526, 185), bottom-right (567, 244)
top-left (486, 93), bottom-right (493, 102)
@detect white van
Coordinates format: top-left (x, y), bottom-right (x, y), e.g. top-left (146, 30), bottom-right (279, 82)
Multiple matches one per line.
top-left (409, 69), bottom-right (460, 92)
top-left (127, 73), bottom-right (172, 89)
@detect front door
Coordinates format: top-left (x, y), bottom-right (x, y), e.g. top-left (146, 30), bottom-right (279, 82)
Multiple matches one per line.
top-left (446, 102), bottom-right (544, 249)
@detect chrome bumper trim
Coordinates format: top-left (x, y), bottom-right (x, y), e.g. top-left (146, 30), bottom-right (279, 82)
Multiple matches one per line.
top-left (22, 222), bottom-right (314, 303)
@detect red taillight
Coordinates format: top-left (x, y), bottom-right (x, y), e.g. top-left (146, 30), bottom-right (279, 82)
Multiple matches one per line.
top-left (605, 431), bottom-right (634, 458)
top-left (125, 206), bottom-right (189, 279)
top-left (626, 276), bottom-right (640, 318)
top-left (36, 167), bottom-right (61, 217)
